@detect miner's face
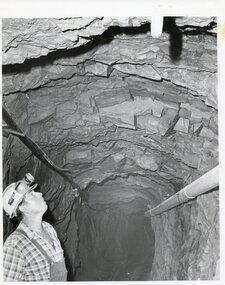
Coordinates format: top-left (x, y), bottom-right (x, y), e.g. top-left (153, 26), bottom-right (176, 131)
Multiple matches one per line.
top-left (17, 182), bottom-right (48, 215)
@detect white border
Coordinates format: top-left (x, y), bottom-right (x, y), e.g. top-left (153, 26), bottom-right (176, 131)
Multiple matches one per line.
top-left (0, 0), bottom-right (224, 17)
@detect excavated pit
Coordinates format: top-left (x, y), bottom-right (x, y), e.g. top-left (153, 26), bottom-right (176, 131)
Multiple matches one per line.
top-left (2, 17), bottom-right (219, 281)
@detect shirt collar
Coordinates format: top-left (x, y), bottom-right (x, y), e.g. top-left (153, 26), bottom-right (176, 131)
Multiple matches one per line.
top-left (18, 221), bottom-right (47, 240)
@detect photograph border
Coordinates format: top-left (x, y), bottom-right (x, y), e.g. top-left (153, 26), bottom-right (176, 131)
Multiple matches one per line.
top-left (0, 0), bottom-right (225, 284)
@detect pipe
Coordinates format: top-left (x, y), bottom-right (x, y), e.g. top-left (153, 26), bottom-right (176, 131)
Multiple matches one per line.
top-left (3, 127), bottom-right (25, 138)
top-left (151, 16), bottom-right (164, 38)
top-left (145, 165), bottom-right (219, 217)
top-left (3, 106), bottom-right (80, 193)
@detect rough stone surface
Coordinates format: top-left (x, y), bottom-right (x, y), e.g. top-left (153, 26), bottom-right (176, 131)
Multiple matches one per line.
top-left (150, 189), bottom-right (219, 280)
top-left (2, 17), bottom-right (152, 65)
top-left (175, 17), bottom-right (216, 31)
top-left (3, 32), bottom-right (217, 110)
top-left (2, 17), bottom-right (218, 281)
top-left (174, 118), bottom-right (189, 133)
top-left (2, 17), bottom-right (216, 66)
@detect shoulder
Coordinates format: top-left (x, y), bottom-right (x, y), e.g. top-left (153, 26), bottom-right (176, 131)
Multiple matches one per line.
top-left (43, 221), bottom-right (57, 234)
top-left (42, 221), bottom-right (62, 242)
top-left (4, 231), bottom-right (27, 253)
top-left (43, 221), bottom-right (54, 229)
top-left (4, 230), bottom-right (26, 245)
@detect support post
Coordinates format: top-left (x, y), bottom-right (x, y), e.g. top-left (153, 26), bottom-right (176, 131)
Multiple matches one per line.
top-left (145, 165), bottom-right (219, 217)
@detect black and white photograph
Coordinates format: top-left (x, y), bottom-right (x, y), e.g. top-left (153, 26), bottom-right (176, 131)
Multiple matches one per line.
top-left (1, 1), bottom-right (224, 283)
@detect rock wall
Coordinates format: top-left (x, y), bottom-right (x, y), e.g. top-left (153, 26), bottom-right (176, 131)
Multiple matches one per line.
top-left (2, 17), bottom-right (219, 280)
top-left (150, 190), bottom-right (219, 280)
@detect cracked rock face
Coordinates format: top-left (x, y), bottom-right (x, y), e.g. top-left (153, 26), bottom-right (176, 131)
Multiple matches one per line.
top-left (2, 17), bottom-right (219, 281)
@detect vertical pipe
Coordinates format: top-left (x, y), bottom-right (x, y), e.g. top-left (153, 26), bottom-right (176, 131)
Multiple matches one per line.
top-left (151, 16), bottom-right (164, 38)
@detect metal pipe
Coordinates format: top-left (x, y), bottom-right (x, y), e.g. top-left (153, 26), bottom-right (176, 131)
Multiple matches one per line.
top-left (151, 16), bottom-right (164, 38)
top-left (3, 127), bottom-right (25, 138)
top-left (3, 106), bottom-right (80, 193)
top-left (145, 165), bottom-right (219, 217)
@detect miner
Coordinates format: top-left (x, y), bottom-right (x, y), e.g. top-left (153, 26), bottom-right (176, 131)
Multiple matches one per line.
top-left (3, 173), bottom-right (67, 282)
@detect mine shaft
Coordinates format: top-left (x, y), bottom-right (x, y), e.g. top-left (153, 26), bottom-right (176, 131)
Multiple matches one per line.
top-left (2, 17), bottom-right (219, 281)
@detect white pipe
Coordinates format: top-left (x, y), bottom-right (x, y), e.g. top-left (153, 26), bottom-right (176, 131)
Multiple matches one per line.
top-left (145, 165), bottom-right (219, 217)
top-left (151, 16), bottom-right (164, 38)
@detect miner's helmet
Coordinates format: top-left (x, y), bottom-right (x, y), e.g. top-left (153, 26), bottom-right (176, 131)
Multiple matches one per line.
top-left (3, 183), bottom-right (26, 218)
top-left (3, 173), bottom-right (38, 218)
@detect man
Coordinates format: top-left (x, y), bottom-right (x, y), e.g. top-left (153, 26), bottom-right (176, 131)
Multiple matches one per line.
top-left (3, 173), bottom-right (67, 282)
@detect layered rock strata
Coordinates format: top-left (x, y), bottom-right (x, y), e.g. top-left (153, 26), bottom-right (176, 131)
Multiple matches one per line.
top-left (2, 17), bottom-right (218, 280)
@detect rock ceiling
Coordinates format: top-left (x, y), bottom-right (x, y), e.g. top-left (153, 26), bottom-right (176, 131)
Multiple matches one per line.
top-left (2, 17), bottom-right (218, 196)
top-left (2, 17), bottom-right (216, 65)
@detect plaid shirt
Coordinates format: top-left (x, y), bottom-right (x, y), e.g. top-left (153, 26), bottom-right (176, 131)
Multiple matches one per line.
top-left (4, 221), bottom-right (65, 282)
